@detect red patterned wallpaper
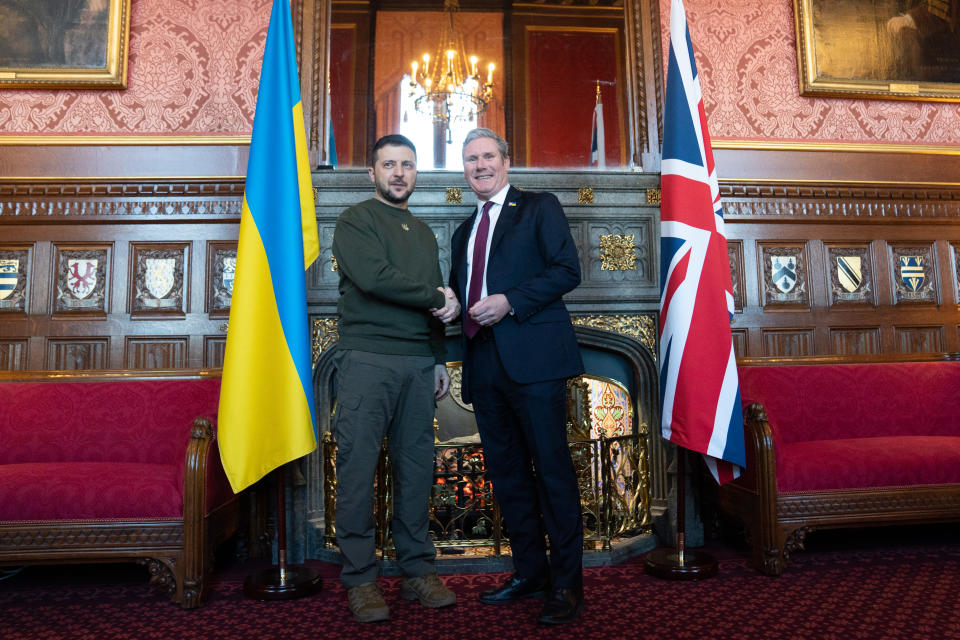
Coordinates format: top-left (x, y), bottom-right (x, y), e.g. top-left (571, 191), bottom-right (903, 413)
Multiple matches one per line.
top-left (0, 0), bottom-right (271, 137)
top-left (661, 0), bottom-right (960, 146)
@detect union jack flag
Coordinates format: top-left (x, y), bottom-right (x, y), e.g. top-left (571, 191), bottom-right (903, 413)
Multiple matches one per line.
top-left (658, 0), bottom-right (745, 484)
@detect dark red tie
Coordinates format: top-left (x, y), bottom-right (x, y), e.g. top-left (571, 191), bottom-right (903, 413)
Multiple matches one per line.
top-left (464, 200), bottom-right (495, 339)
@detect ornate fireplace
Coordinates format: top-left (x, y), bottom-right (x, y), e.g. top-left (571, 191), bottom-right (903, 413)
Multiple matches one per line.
top-left (304, 324), bottom-right (663, 567)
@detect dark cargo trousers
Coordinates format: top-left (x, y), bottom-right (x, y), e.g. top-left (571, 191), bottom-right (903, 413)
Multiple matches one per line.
top-left (332, 348), bottom-right (438, 588)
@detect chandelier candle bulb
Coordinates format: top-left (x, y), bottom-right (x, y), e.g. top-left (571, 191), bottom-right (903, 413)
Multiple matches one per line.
top-left (470, 56), bottom-right (478, 78)
top-left (487, 62), bottom-right (494, 85)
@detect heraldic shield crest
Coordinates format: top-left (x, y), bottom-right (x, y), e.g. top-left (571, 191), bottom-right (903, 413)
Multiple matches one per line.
top-left (145, 258), bottom-right (175, 299)
top-left (222, 256), bottom-right (236, 296)
top-left (0, 259), bottom-right (17, 301)
top-left (837, 256), bottom-right (863, 293)
top-left (67, 259), bottom-right (98, 299)
top-left (899, 256), bottom-right (924, 292)
top-left (771, 256), bottom-right (797, 293)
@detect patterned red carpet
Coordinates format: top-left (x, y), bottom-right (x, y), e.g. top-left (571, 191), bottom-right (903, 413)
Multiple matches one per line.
top-left (1, 526), bottom-right (958, 640)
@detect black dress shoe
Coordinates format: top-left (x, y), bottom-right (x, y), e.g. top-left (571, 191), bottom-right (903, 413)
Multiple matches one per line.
top-left (478, 574), bottom-right (548, 604)
top-left (537, 588), bottom-right (584, 624)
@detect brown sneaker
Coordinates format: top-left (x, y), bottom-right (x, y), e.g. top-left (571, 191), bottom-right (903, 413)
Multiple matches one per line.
top-left (400, 573), bottom-right (457, 608)
top-left (347, 582), bottom-right (389, 622)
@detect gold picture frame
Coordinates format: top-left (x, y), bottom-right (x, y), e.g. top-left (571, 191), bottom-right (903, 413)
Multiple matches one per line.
top-left (795, 0), bottom-right (960, 102)
top-left (0, 0), bottom-right (131, 89)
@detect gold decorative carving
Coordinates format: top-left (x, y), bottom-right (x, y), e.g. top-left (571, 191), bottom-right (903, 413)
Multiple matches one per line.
top-left (446, 188), bottom-right (462, 204)
top-left (312, 316), bottom-right (340, 363)
top-left (599, 234), bottom-right (637, 271)
top-left (578, 188), bottom-right (594, 204)
top-left (448, 362), bottom-right (473, 412)
top-left (330, 255), bottom-right (338, 272)
top-left (646, 188), bottom-right (661, 205)
top-left (572, 314), bottom-right (656, 355)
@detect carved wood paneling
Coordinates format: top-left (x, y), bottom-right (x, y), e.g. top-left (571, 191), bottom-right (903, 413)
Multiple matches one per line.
top-left (830, 328), bottom-right (881, 356)
top-left (726, 180), bottom-right (960, 357)
top-left (728, 240), bottom-right (745, 311)
top-left (46, 339), bottom-right (109, 370)
top-left (206, 243), bottom-right (237, 317)
top-left (0, 340), bottom-right (27, 370)
top-left (761, 329), bottom-right (814, 358)
top-left (731, 329), bottom-right (747, 359)
top-left (0, 181), bottom-right (244, 221)
top-left (124, 337), bottom-right (189, 370)
top-left (204, 337), bottom-right (228, 369)
top-left (895, 326), bottom-right (943, 354)
top-left (721, 182), bottom-right (960, 221)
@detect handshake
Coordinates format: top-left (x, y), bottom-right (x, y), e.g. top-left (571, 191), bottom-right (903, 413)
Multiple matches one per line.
top-left (430, 287), bottom-right (460, 324)
top-left (430, 287), bottom-right (513, 327)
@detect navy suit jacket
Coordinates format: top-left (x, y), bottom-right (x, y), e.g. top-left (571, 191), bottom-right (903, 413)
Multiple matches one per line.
top-left (450, 186), bottom-right (585, 404)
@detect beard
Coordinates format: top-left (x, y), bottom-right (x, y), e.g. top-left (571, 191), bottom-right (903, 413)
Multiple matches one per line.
top-left (376, 180), bottom-right (414, 205)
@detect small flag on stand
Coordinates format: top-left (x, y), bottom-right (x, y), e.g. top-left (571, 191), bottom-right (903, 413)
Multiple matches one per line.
top-left (658, 0), bottom-right (745, 484)
top-left (218, 0), bottom-right (320, 494)
top-left (590, 82), bottom-right (606, 169)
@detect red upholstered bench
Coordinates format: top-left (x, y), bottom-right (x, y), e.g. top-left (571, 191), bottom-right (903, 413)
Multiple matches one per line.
top-left (718, 355), bottom-right (960, 575)
top-left (0, 369), bottom-right (238, 608)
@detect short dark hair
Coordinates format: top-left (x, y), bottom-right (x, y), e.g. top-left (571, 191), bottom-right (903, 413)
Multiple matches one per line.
top-left (462, 128), bottom-right (508, 159)
top-left (370, 134), bottom-right (417, 166)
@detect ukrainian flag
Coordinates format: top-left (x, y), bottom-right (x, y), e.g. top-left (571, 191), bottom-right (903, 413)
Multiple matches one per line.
top-left (218, 0), bottom-right (320, 494)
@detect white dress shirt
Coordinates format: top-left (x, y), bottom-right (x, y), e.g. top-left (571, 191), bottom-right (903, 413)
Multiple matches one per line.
top-left (465, 183), bottom-right (511, 301)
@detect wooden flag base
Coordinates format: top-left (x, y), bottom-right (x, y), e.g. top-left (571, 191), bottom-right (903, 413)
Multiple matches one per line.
top-left (643, 547), bottom-right (718, 581)
top-left (243, 466), bottom-right (322, 601)
top-left (644, 447), bottom-right (719, 581)
top-left (244, 565), bottom-right (323, 600)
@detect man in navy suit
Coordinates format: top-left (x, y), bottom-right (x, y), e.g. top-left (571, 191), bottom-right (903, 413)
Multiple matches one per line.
top-left (445, 128), bottom-right (585, 624)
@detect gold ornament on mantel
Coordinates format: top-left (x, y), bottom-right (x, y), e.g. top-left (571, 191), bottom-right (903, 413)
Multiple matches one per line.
top-left (599, 234), bottom-right (637, 271)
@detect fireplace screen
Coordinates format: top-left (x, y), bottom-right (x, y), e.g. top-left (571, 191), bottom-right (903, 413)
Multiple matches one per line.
top-left (321, 371), bottom-right (650, 557)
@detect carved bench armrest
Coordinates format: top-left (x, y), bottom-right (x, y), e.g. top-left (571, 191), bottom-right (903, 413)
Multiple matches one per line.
top-left (744, 402), bottom-right (778, 499)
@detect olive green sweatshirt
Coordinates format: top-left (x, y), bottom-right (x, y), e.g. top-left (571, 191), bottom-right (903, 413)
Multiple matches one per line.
top-left (332, 198), bottom-right (446, 362)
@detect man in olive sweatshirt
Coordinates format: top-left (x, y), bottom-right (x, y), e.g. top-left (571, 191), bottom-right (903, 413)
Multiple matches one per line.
top-left (330, 134), bottom-right (460, 623)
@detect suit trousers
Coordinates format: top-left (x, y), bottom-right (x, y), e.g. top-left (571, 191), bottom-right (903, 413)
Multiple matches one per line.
top-left (332, 348), bottom-right (438, 587)
top-left (467, 333), bottom-right (584, 590)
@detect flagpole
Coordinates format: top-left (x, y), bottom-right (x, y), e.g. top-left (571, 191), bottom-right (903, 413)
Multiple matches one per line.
top-left (243, 465), bottom-right (323, 599)
top-left (643, 447), bottom-right (718, 580)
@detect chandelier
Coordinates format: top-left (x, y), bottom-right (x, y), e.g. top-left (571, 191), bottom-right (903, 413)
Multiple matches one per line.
top-left (407, 0), bottom-right (495, 132)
